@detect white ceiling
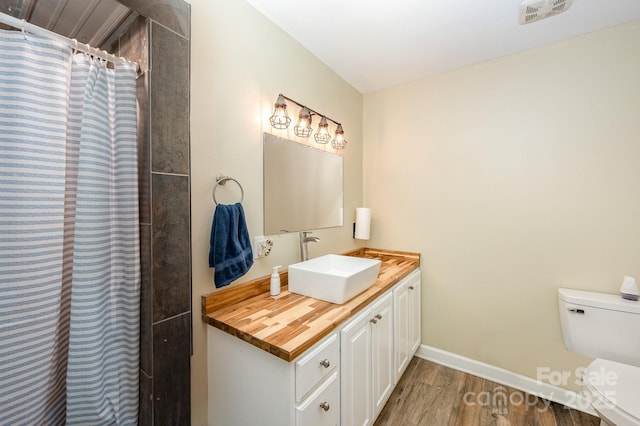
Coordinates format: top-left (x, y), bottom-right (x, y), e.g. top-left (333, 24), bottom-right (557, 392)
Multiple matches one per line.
top-left (245, 0), bottom-right (640, 93)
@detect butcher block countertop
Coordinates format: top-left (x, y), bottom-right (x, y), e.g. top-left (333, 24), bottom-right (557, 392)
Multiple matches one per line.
top-left (201, 248), bottom-right (420, 362)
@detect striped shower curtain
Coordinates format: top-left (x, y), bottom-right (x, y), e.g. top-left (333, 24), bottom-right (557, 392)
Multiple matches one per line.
top-left (0, 31), bottom-right (140, 425)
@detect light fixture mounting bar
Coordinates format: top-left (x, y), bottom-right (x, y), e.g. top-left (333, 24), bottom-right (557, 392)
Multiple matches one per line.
top-left (279, 94), bottom-right (341, 127)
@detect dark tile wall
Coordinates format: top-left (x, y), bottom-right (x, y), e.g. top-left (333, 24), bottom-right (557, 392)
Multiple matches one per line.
top-left (139, 223), bottom-right (152, 374)
top-left (151, 23), bottom-right (190, 175)
top-left (136, 73), bottom-right (151, 225)
top-left (153, 312), bottom-right (191, 425)
top-left (119, 0), bottom-right (191, 39)
top-left (148, 20), bottom-right (191, 426)
top-left (139, 370), bottom-right (153, 426)
top-left (115, 2), bottom-right (191, 424)
top-left (152, 173), bottom-right (191, 321)
top-left (118, 15), bottom-right (150, 74)
top-left (148, 16), bottom-right (191, 425)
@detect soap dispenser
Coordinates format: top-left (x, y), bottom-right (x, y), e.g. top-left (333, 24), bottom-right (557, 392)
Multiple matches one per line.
top-left (270, 265), bottom-right (282, 298)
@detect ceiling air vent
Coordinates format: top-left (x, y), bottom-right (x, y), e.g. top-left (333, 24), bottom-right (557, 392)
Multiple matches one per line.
top-left (519, 0), bottom-right (573, 25)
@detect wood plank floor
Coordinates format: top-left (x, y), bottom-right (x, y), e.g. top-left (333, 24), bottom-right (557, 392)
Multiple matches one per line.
top-left (374, 357), bottom-right (601, 426)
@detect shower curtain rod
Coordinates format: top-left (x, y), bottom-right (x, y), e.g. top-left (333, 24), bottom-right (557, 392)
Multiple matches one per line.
top-left (0, 11), bottom-right (137, 68)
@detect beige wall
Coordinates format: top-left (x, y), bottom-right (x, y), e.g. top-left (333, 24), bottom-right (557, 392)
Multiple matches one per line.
top-left (189, 0), bottom-right (363, 424)
top-left (363, 21), bottom-right (640, 391)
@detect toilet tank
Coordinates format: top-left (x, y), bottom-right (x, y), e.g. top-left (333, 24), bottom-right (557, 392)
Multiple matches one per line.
top-left (558, 288), bottom-right (640, 367)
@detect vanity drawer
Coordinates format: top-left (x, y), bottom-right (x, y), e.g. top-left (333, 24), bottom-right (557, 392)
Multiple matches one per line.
top-left (296, 371), bottom-right (339, 426)
top-left (295, 332), bottom-right (339, 402)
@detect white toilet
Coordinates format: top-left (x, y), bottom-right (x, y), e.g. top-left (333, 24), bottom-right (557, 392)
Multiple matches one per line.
top-left (558, 288), bottom-right (640, 426)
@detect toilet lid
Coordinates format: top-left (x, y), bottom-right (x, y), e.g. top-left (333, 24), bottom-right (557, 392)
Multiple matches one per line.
top-left (584, 359), bottom-right (640, 421)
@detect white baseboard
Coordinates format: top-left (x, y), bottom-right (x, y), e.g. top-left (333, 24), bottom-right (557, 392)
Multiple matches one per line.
top-left (415, 344), bottom-right (597, 416)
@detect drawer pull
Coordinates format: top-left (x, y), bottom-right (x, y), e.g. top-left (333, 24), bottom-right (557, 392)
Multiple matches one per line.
top-left (319, 359), bottom-right (331, 368)
top-left (319, 402), bottom-right (330, 412)
top-left (409, 286), bottom-right (414, 290)
top-left (375, 314), bottom-right (382, 320)
top-left (370, 318), bottom-right (378, 324)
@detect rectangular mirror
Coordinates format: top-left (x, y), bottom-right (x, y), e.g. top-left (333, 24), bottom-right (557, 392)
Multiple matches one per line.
top-left (263, 133), bottom-right (343, 235)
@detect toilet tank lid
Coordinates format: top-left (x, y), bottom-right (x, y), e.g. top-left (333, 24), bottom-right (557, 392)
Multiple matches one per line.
top-left (558, 288), bottom-right (640, 314)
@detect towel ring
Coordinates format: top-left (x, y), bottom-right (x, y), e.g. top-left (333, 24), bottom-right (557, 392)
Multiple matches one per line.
top-left (212, 174), bottom-right (244, 205)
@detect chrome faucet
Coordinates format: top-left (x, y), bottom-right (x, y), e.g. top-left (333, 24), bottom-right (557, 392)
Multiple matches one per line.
top-left (299, 231), bottom-right (320, 262)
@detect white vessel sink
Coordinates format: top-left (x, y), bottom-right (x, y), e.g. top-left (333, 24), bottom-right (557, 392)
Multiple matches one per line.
top-left (288, 254), bottom-right (382, 304)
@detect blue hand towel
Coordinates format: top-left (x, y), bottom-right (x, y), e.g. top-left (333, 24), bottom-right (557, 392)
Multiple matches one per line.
top-left (209, 203), bottom-right (254, 288)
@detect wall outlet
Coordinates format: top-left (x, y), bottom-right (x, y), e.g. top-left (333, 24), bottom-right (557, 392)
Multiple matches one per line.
top-left (253, 236), bottom-right (273, 259)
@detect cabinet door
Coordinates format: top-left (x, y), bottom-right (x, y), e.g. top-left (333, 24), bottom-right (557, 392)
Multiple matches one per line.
top-left (340, 308), bottom-right (372, 426)
top-left (408, 271), bottom-right (422, 355)
top-left (370, 293), bottom-right (394, 418)
top-left (393, 277), bottom-right (411, 381)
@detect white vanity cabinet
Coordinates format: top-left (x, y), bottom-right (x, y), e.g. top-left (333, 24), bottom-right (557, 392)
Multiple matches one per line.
top-left (340, 306), bottom-right (372, 425)
top-left (370, 293), bottom-right (394, 417)
top-left (340, 270), bottom-right (421, 426)
top-left (295, 333), bottom-right (341, 425)
top-left (393, 269), bottom-right (421, 380)
top-left (337, 292), bottom-right (395, 426)
top-left (207, 328), bottom-right (340, 426)
top-left (409, 270), bottom-right (422, 355)
top-left (206, 268), bottom-right (421, 426)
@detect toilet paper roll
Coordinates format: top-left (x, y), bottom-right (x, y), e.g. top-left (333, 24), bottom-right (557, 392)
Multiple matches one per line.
top-left (354, 208), bottom-right (371, 240)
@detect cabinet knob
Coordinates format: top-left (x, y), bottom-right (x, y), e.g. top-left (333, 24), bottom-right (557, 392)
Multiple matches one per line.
top-left (319, 359), bottom-right (330, 368)
top-left (319, 402), bottom-right (330, 412)
top-left (375, 314), bottom-right (382, 320)
top-left (370, 318), bottom-right (378, 324)
top-left (409, 286), bottom-right (414, 290)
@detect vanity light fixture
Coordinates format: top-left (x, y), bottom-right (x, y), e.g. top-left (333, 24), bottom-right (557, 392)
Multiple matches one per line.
top-left (331, 124), bottom-right (347, 149)
top-left (314, 117), bottom-right (331, 144)
top-left (268, 93), bottom-right (348, 149)
top-left (269, 94), bottom-right (291, 129)
top-left (294, 107), bottom-right (313, 137)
